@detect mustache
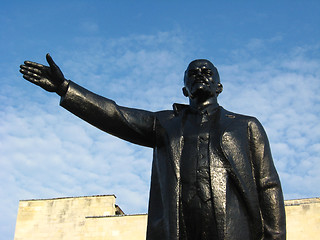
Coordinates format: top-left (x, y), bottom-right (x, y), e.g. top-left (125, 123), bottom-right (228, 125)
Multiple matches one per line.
top-left (193, 77), bottom-right (209, 85)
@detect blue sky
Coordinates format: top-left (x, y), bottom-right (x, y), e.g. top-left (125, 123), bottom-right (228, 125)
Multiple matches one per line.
top-left (1, 0), bottom-right (320, 238)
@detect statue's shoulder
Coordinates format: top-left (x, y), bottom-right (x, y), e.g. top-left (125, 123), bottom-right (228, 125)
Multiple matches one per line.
top-left (153, 103), bottom-right (188, 122)
top-left (220, 107), bottom-right (260, 124)
top-left (154, 108), bottom-right (176, 120)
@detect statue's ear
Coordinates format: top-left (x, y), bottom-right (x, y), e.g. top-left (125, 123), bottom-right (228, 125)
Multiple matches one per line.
top-left (182, 87), bottom-right (189, 97)
top-left (216, 83), bottom-right (223, 95)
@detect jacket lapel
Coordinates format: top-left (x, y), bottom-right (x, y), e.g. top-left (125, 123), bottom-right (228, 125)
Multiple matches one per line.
top-left (218, 108), bottom-right (260, 234)
top-left (219, 108), bottom-right (250, 196)
top-left (217, 107), bottom-right (241, 178)
top-left (167, 103), bottom-right (188, 181)
top-left (207, 107), bottom-right (235, 239)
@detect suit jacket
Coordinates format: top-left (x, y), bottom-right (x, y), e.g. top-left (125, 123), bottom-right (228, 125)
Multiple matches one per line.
top-left (60, 81), bottom-right (286, 240)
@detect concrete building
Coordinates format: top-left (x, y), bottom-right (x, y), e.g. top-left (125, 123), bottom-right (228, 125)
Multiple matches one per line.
top-left (285, 198), bottom-right (320, 240)
top-left (14, 195), bottom-right (319, 240)
top-left (14, 195), bottom-right (147, 240)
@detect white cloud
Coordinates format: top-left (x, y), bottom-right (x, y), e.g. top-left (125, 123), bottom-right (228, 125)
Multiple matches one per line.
top-left (1, 29), bottom-right (320, 239)
top-left (218, 42), bottom-right (320, 200)
top-left (1, 30), bottom-right (191, 223)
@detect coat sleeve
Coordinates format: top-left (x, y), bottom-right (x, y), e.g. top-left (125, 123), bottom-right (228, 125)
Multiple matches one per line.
top-left (59, 81), bottom-right (156, 148)
top-left (248, 118), bottom-right (286, 240)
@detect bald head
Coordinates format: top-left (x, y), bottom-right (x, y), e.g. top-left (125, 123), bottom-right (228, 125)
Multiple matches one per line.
top-left (185, 59), bottom-right (220, 85)
top-left (183, 59), bottom-right (222, 101)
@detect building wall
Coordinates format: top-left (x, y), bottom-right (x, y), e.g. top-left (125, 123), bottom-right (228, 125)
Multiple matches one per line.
top-left (14, 195), bottom-right (319, 240)
top-left (83, 215), bottom-right (147, 240)
top-left (14, 195), bottom-right (133, 240)
top-left (285, 198), bottom-right (320, 240)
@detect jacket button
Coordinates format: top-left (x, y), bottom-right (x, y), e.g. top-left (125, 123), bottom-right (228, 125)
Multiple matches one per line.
top-left (200, 136), bottom-right (208, 142)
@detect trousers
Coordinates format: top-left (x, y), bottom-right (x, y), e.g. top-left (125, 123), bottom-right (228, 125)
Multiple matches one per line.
top-left (180, 193), bottom-right (219, 240)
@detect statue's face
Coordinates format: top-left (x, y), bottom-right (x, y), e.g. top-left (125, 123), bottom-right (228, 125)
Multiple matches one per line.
top-left (184, 60), bottom-right (219, 100)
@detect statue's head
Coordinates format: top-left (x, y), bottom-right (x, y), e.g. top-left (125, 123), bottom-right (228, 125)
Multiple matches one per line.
top-left (183, 59), bottom-right (223, 101)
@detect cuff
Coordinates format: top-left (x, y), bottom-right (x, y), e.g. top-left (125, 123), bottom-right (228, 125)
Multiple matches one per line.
top-left (56, 80), bottom-right (70, 96)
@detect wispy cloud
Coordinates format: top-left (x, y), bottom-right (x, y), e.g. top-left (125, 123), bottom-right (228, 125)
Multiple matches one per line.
top-left (1, 31), bottom-right (191, 223)
top-left (1, 28), bottom-right (320, 239)
top-left (219, 41), bottom-right (320, 199)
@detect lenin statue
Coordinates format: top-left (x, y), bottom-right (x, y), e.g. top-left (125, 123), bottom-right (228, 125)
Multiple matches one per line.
top-left (20, 54), bottom-right (286, 240)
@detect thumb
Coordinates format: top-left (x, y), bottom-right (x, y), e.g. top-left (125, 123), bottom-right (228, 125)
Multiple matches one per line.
top-left (46, 53), bottom-right (57, 69)
top-left (45, 53), bottom-right (65, 82)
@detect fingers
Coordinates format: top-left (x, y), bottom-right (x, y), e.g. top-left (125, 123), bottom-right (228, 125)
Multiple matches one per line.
top-left (19, 68), bottom-right (41, 79)
top-left (19, 63), bottom-right (47, 85)
top-left (20, 64), bottom-right (43, 75)
top-left (20, 64), bottom-right (44, 82)
top-left (20, 67), bottom-right (42, 85)
top-left (22, 74), bottom-right (40, 84)
top-left (24, 60), bottom-right (45, 69)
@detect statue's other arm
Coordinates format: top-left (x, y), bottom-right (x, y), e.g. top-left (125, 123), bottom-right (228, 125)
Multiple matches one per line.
top-left (20, 54), bottom-right (156, 148)
top-left (249, 119), bottom-right (286, 240)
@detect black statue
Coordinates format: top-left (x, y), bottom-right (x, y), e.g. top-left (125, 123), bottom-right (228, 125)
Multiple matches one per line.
top-left (20, 54), bottom-right (286, 240)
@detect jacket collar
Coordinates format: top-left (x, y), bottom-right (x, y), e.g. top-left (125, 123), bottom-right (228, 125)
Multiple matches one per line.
top-left (172, 103), bottom-right (188, 115)
top-left (173, 103), bottom-right (220, 116)
top-left (173, 103), bottom-right (236, 121)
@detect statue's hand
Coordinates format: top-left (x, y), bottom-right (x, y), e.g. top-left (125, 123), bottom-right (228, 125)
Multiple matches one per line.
top-left (20, 53), bottom-right (66, 93)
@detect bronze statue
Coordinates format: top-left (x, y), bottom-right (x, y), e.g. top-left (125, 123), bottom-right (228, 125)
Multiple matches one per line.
top-left (20, 54), bottom-right (286, 240)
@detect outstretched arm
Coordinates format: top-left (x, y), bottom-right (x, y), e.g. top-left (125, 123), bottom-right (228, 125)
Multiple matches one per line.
top-left (19, 53), bottom-right (156, 147)
top-left (60, 81), bottom-right (156, 147)
top-left (20, 53), bottom-right (69, 96)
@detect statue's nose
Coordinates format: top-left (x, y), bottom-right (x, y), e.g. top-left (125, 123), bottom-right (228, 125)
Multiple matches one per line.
top-left (195, 73), bottom-right (205, 80)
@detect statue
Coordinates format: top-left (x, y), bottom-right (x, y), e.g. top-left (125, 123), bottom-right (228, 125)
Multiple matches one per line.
top-left (20, 54), bottom-right (286, 240)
